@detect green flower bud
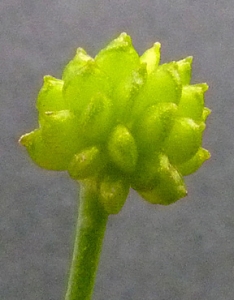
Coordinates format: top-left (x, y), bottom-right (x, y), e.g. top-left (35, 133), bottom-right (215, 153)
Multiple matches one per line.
top-left (20, 33), bottom-right (211, 214)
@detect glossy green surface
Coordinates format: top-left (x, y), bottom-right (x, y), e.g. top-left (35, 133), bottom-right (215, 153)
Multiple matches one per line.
top-left (20, 32), bottom-right (210, 211)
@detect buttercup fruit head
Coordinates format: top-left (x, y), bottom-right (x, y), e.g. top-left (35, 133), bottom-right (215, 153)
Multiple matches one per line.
top-left (19, 32), bottom-right (210, 213)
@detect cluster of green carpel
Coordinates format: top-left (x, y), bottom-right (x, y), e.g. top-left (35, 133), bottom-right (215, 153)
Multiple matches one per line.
top-left (19, 33), bottom-right (210, 214)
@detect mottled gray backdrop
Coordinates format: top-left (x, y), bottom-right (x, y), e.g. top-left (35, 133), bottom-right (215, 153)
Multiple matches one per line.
top-left (1, 0), bottom-right (234, 299)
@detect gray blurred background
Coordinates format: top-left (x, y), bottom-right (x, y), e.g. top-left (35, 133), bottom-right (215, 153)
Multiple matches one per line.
top-left (0, 0), bottom-right (233, 299)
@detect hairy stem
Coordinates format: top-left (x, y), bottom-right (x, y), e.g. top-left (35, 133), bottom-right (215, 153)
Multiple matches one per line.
top-left (65, 180), bottom-right (108, 300)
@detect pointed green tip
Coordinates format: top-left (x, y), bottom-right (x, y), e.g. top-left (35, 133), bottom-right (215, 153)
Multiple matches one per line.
top-left (118, 32), bottom-right (132, 44)
top-left (75, 47), bottom-right (87, 56)
top-left (43, 75), bottom-right (63, 86)
top-left (74, 47), bottom-right (94, 63)
top-left (185, 56), bottom-right (193, 64)
top-left (100, 32), bottom-right (133, 52)
top-left (140, 42), bottom-right (161, 73)
top-left (203, 107), bottom-right (211, 121)
top-left (18, 132), bottom-right (32, 147)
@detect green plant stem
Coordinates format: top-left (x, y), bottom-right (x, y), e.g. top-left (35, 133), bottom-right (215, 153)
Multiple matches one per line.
top-left (65, 180), bottom-right (108, 300)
